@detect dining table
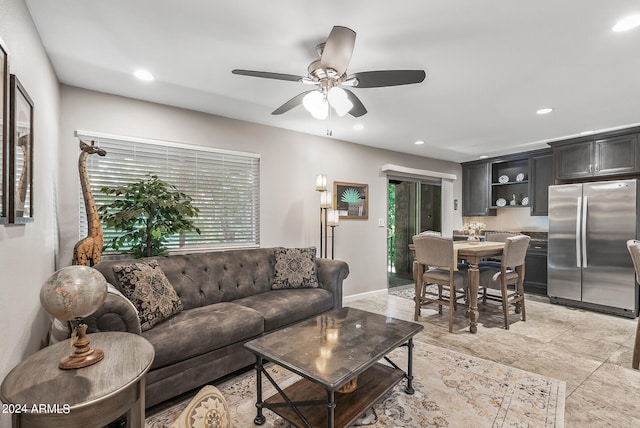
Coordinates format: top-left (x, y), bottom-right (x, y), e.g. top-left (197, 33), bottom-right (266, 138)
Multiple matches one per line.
top-left (411, 240), bottom-right (505, 333)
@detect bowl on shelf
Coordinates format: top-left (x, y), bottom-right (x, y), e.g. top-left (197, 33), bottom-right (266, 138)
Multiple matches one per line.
top-left (498, 175), bottom-right (509, 184)
top-left (496, 198), bottom-right (507, 207)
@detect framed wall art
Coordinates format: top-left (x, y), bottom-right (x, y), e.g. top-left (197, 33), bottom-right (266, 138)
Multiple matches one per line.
top-left (8, 74), bottom-right (34, 224)
top-left (0, 37), bottom-right (9, 224)
top-left (334, 181), bottom-right (368, 220)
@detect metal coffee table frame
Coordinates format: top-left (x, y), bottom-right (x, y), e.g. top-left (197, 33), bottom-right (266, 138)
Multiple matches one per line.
top-left (245, 307), bottom-right (424, 428)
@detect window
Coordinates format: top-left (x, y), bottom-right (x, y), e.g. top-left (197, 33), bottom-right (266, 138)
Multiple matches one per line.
top-left (76, 130), bottom-right (260, 253)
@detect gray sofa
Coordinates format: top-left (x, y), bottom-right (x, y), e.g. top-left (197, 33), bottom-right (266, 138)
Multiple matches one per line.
top-left (85, 247), bottom-right (349, 408)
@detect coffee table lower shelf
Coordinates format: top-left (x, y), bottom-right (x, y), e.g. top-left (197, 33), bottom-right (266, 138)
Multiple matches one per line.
top-left (264, 363), bottom-right (404, 428)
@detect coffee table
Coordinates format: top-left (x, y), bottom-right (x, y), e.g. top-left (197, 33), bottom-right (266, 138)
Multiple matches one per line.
top-left (244, 307), bottom-right (424, 428)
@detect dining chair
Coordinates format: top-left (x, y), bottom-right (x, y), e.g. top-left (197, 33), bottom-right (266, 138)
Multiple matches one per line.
top-left (625, 239), bottom-right (640, 369)
top-left (477, 234), bottom-right (530, 329)
top-left (412, 234), bottom-right (468, 332)
top-left (479, 231), bottom-right (518, 268)
top-left (484, 231), bottom-right (518, 242)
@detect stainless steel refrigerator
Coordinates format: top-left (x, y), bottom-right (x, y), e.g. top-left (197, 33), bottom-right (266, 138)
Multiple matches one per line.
top-left (548, 179), bottom-right (639, 317)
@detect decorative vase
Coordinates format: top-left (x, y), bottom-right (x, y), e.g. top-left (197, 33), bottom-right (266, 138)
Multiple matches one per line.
top-left (468, 232), bottom-right (480, 244)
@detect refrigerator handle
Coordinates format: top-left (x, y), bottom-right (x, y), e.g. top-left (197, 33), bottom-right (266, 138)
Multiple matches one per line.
top-left (582, 196), bottom-right (588, 268)
top-left (576, 196), bottom-right (582, 268)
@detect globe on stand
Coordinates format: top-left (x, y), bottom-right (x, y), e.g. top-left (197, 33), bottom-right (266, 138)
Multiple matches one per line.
top-left (40, 266), bottom-right (108, 369)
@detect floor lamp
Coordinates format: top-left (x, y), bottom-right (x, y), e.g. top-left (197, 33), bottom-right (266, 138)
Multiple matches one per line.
top-left (319, 191), bottom-right (332, 258)
top-left (316, 174), bottom-right (328, 258)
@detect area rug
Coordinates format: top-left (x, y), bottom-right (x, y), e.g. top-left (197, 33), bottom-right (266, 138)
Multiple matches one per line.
top-left (389, 286), bottom-right (417, 301)
top-left (145, 341), bottom-right (565, 428)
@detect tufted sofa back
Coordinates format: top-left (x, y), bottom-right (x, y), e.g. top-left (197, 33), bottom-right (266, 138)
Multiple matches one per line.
top-left (94, 248), bottom-right (276, 310)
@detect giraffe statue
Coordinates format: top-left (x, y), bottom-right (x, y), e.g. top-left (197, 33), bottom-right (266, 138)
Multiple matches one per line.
top-left (73, 140), bottom-right (107, 266)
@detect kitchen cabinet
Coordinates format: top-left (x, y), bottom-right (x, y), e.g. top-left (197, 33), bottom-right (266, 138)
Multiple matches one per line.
top-left (529, 152), bottom-right (553, 216)
top-left (462, 148), bottom-right (551, 216)
top-left (524, 240), bottom-right (547, 295)
top-left (490, 158), bottom-right (529, 209)
top-left (553, 133), bottom-right (639, 181)
top-left (462, 162), bottom-right (495, 216)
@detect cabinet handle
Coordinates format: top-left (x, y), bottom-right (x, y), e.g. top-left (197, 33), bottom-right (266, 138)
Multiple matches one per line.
top-left (589, 164), bottom-right (592, 173)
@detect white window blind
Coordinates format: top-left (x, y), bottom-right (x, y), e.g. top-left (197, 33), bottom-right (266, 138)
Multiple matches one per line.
top-left (76, 131), bottom-right (260, 253)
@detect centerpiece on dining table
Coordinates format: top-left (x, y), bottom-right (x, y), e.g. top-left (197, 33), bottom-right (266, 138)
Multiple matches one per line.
top-left (462, 222), bottom-right (485, 244)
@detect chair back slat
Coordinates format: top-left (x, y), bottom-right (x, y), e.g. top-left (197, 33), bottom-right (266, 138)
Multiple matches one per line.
top-left (412, 234), bottom-right (455, 269)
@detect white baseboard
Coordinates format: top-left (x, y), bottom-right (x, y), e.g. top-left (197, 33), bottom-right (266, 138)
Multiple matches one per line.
top-left (342, 288), bottom-right (388, 304)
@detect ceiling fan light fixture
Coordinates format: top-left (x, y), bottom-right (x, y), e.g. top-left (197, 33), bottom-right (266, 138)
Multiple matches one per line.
top-left (327, 87), bottom-right (353, 117)
top-left (303, 90), bottom-right (329, 120)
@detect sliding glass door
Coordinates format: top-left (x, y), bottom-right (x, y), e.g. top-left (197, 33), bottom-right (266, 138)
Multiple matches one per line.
top-left (387, 177), bottom-right (441, 288)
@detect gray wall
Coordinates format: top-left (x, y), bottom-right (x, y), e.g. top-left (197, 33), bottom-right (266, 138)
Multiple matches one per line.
top-left (59, 86), bottom-right (462, 298)
top-left (0, 0), bottom-right (60, 426)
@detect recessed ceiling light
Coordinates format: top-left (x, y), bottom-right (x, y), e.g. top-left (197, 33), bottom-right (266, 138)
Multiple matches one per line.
top-left (580, 130), bottom-right (595, 135)
top-left (414, 140), bottom-right (425, 145)
top-left (612, 14), bottom-right (640, 32)
top-left (479, 155), bottom-right (489, 159)
top-left (134, 69), bottom-right (154, 81)
top-left (353, 123), bottom-right (364, 131)
top-left (536, 107), bottom-right (554, 115)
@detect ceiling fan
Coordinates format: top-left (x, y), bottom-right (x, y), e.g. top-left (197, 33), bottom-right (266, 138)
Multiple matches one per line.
top-left (232, 26), bottom-right (426, 120)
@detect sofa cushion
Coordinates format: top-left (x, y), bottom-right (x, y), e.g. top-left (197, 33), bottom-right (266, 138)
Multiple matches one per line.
top-left (142, 302), bottom-right (264, 369)
top-left (272, 247), bottom-right (319, 289)
top-left (112, 260), bottom-right (183, 331)
top-left (233, 288), bottom-right (333, 331)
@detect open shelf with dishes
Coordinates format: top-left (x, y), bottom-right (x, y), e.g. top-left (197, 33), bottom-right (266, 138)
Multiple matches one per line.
top-left (491, 158), bottom-right (529, 208)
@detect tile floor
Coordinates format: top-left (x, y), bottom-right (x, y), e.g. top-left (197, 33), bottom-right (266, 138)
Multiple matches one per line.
top-left (347, 290), bottom-right (640, 427)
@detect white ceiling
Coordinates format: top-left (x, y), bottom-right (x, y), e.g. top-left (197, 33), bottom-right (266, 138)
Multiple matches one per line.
top-left (25, 0), bottom-right (640, 163)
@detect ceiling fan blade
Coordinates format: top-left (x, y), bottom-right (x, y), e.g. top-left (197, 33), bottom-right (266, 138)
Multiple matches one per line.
top-left (271, 90), bottom-right (314, 115)
top-left (232, 69), bottom-right (303, 82)
top-left (350, 70), bottom-right (426, 88)
top-left (343, 89), bottom-right (367, 117)
top-left (320, 26), bottom-right (356, 76)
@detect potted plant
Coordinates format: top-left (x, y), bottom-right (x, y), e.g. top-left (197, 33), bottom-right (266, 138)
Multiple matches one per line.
top-left (99, 174), bottom-right (200, 258)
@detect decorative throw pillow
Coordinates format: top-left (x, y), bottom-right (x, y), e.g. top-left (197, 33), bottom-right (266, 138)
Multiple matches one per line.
top-left (112, 260), bottom-right (183, 331)
top-left (272, 247), bottom-right (319, 289)
top-left (170, 385), bottom-right (231, 428)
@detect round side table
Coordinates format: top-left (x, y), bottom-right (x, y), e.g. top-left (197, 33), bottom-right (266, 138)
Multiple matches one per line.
top-left (1, 332), bottom-right (154, 428)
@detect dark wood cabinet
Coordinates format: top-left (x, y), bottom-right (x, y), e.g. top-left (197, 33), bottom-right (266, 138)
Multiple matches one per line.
top-left (553, 132), bottom-right (639, 181)
top-left (462, 148), bottom-right (551, 217)
top-left (529, 152), bottom-right (553, 216)
top-left (553, 142), bottom-right (592, 180)
top-left (490, 158), bottom-right (529, 209)
top-left (462, 162), bottom-right (494, 216)
top-left (594, 134), bottom-right (638, 176)
top-left (524, 240), bottom-right (547, 295)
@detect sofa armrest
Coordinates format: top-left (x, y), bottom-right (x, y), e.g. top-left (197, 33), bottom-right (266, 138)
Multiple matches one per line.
top-left (316, 258), bottom-right (349, 309)
top-left (84, 292), bottom-right (142, 335)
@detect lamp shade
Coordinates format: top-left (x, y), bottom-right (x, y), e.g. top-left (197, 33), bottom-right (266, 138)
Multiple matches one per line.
top-left (303, 91), bottom-right (329, 120)
top-left (40, 266), bottom-right (108, 321)
top-left (315, 174), bottom-right (327, 191)
top-left (327, 87), bottom-right (353, 117)
top-left (327, 209), bottom-right (340, 226)
top-left (320, 191), bottom-right (333, 208)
